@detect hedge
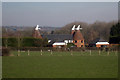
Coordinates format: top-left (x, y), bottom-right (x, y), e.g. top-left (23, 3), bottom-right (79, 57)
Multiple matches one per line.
top-left (2, 37), bottom-right (48, 48)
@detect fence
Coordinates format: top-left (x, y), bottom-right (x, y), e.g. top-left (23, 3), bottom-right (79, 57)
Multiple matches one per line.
top-left (2, 47), bottom-right (119, 56)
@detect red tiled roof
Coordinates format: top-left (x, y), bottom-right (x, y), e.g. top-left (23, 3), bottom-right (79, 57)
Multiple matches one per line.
top-left (73, 30), bottom-right (84, 40)
top-left (33, 30), bottom-right (42, 39)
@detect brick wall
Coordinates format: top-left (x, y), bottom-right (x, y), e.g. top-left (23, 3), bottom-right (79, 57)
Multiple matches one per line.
top-left (73, 40), bottom-right (85, 47)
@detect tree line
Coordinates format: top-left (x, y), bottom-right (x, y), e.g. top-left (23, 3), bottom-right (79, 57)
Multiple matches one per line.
top-left (53, 21), bottom-right (117, 43)
top-left (2, 21), bottom-right (119, 44)
top-left (109, 23), bottom-right (120, 44)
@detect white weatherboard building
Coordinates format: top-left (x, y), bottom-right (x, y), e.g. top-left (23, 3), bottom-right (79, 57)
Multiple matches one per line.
top-left (96, 42), bottom-right (109, 45)
top-left (89, 38), bottom-right (109, 47)
top-left (96, 42), bottom-right (109, 47)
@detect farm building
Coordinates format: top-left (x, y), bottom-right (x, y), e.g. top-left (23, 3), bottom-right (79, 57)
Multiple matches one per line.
top-left (42, 34), bottom-right (73, 47)
top-left (72, 25), bottom-right (84, 47)
top-left (89, 38), bottom-right (109, 48)
top-left (33, 25), bottom-right (85, 48)
top-left (33, 25), bottom-right (42, 39)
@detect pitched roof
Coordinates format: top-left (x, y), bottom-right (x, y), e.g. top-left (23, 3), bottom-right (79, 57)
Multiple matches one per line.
top-left (33, 30), bottom-right (42, 39)
top-left (90, 38), bottom-right (108, 44)
top-left (98, 38), bottom-right (106, 42)
top-left (42, 34), bottom-right (73, 42)
top-left (73, 30), bottom-right (84, 40)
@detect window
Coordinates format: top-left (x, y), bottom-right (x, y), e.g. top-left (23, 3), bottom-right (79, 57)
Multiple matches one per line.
top-left (75, 40), bottom-right (77, 43)
top-left (81, 45), bottom-right (83, 47)
top-left (81, 40), bottom-right (83, 43)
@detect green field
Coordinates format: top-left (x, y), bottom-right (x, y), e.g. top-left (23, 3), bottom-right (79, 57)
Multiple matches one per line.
top-left (2, 51), bottom-right (118, 78)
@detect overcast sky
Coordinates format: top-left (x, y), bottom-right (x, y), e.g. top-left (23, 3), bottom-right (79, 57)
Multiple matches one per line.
top-left (2, 2), bottom-right (118, 27)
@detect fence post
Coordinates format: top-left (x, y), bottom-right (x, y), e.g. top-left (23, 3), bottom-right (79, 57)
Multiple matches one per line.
top-left (71, 50), bottom-right (73, 56)
top-left (28, 50), bottom-right (30, 56)
top-left (115, 50), bottom-right (117, 56)
top-left (99, 50), bottom-right (101, 56)
top-left (51, 50), bottom-right (53, 55)
top-left (107, 50), bottom-right (109, 56)
top-left (41, 50), bottom-right (42, 56)
top-left (17, 50), bottom-right (20, 56)
top-left (90, 50), bottom-right (91, 56)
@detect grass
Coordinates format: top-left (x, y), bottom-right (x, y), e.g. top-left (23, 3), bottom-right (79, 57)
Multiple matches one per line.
top-left (2, 50), bottom-right (118, 78)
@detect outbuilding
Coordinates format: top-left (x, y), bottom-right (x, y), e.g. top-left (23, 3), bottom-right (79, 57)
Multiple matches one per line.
top-left (89, 38), bottom-right (109, 48)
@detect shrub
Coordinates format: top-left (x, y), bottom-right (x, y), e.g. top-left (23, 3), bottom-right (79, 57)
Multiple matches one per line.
top-left (2, 47), bottom-right (10, 56)
top-left (67, 43), bottom-right (75, 48)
